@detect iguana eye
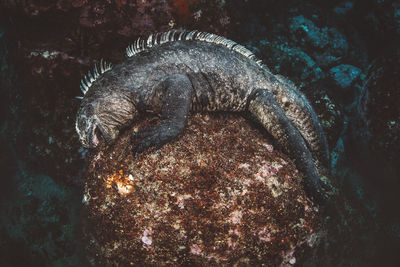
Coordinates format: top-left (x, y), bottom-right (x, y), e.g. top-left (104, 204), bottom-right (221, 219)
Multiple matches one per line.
top-left (79, 120), bottom-right (85, 128)
top-left (78, 119), bottom-right (87, 132)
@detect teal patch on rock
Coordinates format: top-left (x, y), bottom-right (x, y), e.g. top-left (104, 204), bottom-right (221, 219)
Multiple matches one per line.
top-left (329, 64), bottom-right (361, 88)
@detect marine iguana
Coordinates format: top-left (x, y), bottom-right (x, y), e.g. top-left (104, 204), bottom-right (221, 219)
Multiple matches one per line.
top-left (75, 30), bottom-right (330, 203)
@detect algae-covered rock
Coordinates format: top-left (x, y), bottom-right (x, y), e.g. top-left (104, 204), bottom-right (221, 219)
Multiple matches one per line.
top-left (329, 64), bottom-right (361, 89)
top-left (83, 113), bottom-right (322, 266)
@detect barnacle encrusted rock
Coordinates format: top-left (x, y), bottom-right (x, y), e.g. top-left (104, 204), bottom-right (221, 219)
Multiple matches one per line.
top-left (83, 113), bottom-right (321, 266)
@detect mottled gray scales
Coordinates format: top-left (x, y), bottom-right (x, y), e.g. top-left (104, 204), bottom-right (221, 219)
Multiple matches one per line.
top-left (75, 29), bottom-right (330, 203)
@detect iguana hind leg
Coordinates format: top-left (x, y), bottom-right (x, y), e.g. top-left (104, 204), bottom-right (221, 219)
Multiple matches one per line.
top-left (248, 88), bottom-right (327, 203)
top-left (131, 74), bottom-right (193, 153)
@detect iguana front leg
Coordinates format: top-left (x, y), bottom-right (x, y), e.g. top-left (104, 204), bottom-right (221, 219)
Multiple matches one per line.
top-left (248, 88), bottom-right (327, 204)
top-left (131, 74), bottom-right (193, 153)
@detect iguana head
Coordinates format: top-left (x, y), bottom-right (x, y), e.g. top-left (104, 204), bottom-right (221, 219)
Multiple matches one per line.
top-left (75, 60), bottom-right (139, 148)
top-left (75, 89), bottom-right (138, 148)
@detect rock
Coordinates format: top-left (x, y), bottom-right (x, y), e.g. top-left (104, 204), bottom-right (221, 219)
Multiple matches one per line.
top-left (313, 92), bottom-right (343, 149)
top-left (257, 39), bottom-right (325, 85)
top-left (289, 15), bottom-right (348, 67)
top-left (183, 0), bottom-right (231, 34)
top-left (12, 50), bottom-right (87, 185)
top-left (83, 113), bottom-right (322, 266)
top-left (349, 0), bottom-right (400, 53)
top-left (312, 28), bottom-right (349, 67)
top-left (2, 0), bottom-right (173, 37)
top-left (329, 64), bottom-right (361, 89)
top-left (343, 49), bottom-right (400, 255)
top-left (1, 0), bottom-right (231, 58)
top-left (0, 173), bottom-right (83, 266)
top-left (0, 28), bottom-right (87, 265)
top-left (289, 15), bottom-right (329, 50)
top-left (333, 1), bottom-right (355, 15)
top-left (352, 49), bottom-right (400, 173)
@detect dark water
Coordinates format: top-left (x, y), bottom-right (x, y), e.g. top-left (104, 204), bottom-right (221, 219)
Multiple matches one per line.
top-left (1, 0), bottom-right (399, 266)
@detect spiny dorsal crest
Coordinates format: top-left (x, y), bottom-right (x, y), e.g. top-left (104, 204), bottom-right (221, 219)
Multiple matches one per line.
top-left (77, 59), bottom-right (112, 99)
top-left (126, 30), bottom-right (266, 69)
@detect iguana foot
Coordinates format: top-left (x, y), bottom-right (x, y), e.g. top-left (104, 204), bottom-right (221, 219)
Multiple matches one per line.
top-left (131, 123), bottom-right (181, 154)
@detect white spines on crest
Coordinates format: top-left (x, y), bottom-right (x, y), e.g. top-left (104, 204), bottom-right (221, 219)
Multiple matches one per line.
top-left (124, 30), bottom-right (267, 71)
top-left (77, 59), bottom-right (112, 99)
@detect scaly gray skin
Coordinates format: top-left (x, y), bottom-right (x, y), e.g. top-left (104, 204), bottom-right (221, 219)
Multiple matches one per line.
top-left (75, 30), bottom-right (330, 203)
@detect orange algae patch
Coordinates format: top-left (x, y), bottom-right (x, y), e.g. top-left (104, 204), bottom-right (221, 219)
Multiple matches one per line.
top-left (104, 169), bottom-right (135, 195)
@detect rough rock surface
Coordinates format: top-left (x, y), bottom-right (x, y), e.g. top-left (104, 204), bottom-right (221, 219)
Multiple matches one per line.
top-left (329, 64), bottom-right (361, 89)
top-left (83, 113), bottom-right (321, 266)
top-left (347, 48), bottom-right (400, 223)
top-left (358, 50), bottom-right (400, 166)
top-left (0, 173), bottom-right (83, 266)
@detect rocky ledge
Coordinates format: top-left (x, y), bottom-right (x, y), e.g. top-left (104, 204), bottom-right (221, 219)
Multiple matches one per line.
top-left (83, 113), bottom-right (322, 266)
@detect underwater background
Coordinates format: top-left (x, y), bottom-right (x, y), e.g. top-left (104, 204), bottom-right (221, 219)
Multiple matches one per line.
top-left (0, 0), bottom-right (399, 266)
